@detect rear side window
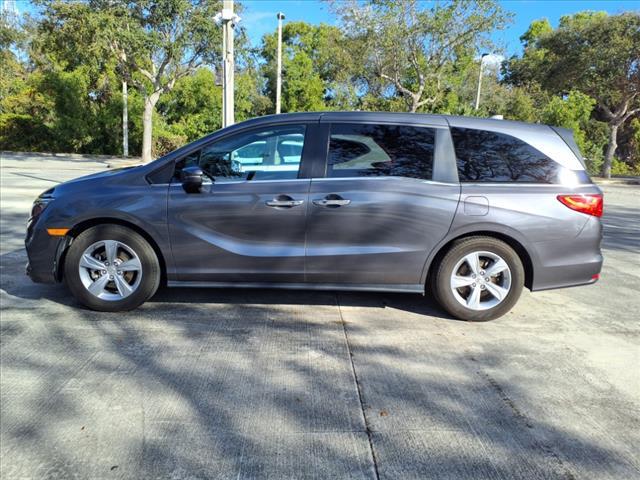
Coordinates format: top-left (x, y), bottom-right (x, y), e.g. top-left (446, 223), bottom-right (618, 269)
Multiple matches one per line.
top-left (451, 127), bottom-right (559, 183)
top-left (327, 123), bottom-right (435, 180)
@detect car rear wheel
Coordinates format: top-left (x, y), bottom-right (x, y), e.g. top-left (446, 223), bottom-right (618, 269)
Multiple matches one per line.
top-left (433, 236), bottom-right (524, 321)
top-left (64, 225), bottom-right (160, 312)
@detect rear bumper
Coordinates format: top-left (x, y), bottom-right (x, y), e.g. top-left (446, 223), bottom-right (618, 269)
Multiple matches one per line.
top-left (530, 216), bottom-right (603, 291)
top-left (530, 259), bottom-right (602, 291)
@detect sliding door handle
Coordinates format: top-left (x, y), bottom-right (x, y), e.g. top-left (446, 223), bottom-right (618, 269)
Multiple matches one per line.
top-left (313, 194), bottom-right (351, 207)
top-left (266, 199), bottom-right (304, 207)
top-left (266, 195), bottom-right (304, 208)
top-left (313, 198), bottom-right (351, 207)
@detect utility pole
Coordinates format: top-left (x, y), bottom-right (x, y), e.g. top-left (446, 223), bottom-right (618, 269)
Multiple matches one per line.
top-left (275, 12), bottom-right (285, 114)
top-left (474, 53), bottom-right (489, 111)
top-left (122, 80), bottom-right (128, 157)
top-left (216, 0), bottom-right (240, 128)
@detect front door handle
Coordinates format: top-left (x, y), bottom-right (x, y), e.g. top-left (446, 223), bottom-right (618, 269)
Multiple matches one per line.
top-left (266, 195), bottom-right (304, 208)
top-left (313, 194), bottom-right (351, 208)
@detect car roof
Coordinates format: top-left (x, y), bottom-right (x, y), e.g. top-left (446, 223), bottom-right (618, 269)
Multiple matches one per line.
top-left (248, 111), bottom-right (553, 132)
top-left (207, 111), bottom-right (553, 139)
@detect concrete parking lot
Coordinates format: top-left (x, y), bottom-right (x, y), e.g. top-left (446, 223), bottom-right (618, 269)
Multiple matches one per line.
top-left (1, 152), bottom-right (639, 479)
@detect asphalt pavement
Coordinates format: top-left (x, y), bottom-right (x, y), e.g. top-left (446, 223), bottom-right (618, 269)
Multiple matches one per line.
top-left (1, 152), bottom-right (639, 479)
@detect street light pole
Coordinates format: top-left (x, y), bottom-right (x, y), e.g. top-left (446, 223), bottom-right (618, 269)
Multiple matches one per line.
top-left (122, 80), bottom-right (128, 157)
top-left (275, 12), bottom-right (285, 114)
top-left (474, 53), bottom-right (489, 111)
top-left (216, 0), bottom-right (240, 128)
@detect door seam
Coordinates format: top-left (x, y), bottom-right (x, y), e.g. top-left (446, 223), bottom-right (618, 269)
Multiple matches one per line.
top-left (302, 179), bottom-right (312, 282)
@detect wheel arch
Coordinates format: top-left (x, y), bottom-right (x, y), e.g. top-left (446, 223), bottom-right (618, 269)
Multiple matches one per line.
top-left (56, 217), bottom-right (168, 284)
top-left (424, 229), bottom-right (535, 292)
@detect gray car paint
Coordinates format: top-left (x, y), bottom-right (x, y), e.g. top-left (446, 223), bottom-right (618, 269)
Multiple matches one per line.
top-left (25, 167), bottom-right (172, 281)
top-left (448, 183), bottom-right (602, 290)
top-left (168, 178), bottom-right (310, 282)
top-left (25, 111), bottom-right (603, 295)
top-left (305, 177), bottom-right (459, 285)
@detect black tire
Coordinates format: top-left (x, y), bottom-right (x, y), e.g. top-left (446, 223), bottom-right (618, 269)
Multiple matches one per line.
top-left (433, 236), bottom-right (524, 321)
top-left (64, 224), bottom-right (161, 312)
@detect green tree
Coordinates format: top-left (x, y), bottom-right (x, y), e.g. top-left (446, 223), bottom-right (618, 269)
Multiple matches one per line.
top-left (260, 21), bottom-right (354, 112)
top-left (505, 12), bottom-right (640, 177)
top-left (235, 66), bottom-right (272, 120)
top-left (501, 87), bottom-right (541, 123)
top-left (541, 91), bottom-right (608, 174)
top-left (0, 5), bottom-right (26, 109)
top-left (476, 83), bottom-right (544, 123)
top-left (613, 117), bottom-right (640, 174)
top-left (519, 18), bottom-right (552, 48)
top-left (631, 118), bottom-right (640, 166)
top-left (26, 1), bottom-right (129, 154)
top-left (0, 6), bottom-right (57, 151)
top-left (92, 0), bottom-right (224, 162)
top-left (330, 0), bottom-right (511, 112)
top-left (157, 67), bottom-right (221, 142)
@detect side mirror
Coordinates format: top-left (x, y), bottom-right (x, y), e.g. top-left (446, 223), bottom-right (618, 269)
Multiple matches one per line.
top-left (181, 166), bottom-right (204, 193)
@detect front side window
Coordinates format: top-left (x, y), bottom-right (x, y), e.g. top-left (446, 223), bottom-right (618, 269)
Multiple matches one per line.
top-left (451, 127), bottom-right (559, 183)
top-left (327, 123), bottom-right (435, 180)
top-left (176, 125), bottom-right (306, 182)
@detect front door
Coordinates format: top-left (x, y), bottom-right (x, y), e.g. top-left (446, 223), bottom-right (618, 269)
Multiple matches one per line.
top-left (168, 124), bottom-right (311, 283)
top-left (305, 122), bottom-right (460, 286)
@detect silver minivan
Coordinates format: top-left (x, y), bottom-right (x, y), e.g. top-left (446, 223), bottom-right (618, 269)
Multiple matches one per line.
top-left (26, 112), bottom-right (603, 320)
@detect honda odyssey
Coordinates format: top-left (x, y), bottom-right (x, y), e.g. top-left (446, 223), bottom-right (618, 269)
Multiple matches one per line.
top-left (25, 112), bottom-right (603, 321)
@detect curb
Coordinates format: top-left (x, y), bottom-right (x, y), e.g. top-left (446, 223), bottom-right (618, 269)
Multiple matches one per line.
top-left (107, 160), bottom-right (144, 169)
top-left (593, 177), bottom-right (640, 186)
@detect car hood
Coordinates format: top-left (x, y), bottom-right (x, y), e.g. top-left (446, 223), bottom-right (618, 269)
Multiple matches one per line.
top-left (65, 165), bottom-right (142, 184)
top-left (50, 164), bottom-right (147, 197)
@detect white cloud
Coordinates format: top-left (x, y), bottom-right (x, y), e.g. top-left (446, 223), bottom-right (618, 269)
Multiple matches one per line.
top-left (480, 53), bottom-right (506, 68)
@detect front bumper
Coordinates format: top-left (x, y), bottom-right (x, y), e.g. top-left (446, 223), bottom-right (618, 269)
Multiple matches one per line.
top-left (25, 222), bottom-right (68, 284)
top-left (25, 261), bottom-right (56, 283)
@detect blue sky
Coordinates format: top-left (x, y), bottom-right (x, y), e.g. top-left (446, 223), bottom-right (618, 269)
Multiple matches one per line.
top-left (241, 0), bottom-right (639, 56)
top-left (9, 0), bottom-right (640, 56)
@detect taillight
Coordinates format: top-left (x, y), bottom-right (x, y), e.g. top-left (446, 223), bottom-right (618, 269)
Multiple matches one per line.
top-left (557, 194), bottom-right (603, 217)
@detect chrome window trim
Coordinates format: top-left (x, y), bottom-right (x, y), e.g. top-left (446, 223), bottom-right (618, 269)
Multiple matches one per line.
top-left (167, 177), bottom-right (312, 187)
top-left (459, 182), bottom-right (592, 187)
top-left (310, 176), bottom-right (458, 186)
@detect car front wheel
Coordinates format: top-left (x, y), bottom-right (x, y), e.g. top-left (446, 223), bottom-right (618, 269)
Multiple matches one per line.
top-left (433, 236), bottom-right (524, 321)
top-left (64, 224), bottom-right (161, 312)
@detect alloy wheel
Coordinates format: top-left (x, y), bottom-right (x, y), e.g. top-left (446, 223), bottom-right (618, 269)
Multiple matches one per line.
top-left (449, 250), bottom-right (512, 311)
top-left (78, 240), bottom-right (143, 301)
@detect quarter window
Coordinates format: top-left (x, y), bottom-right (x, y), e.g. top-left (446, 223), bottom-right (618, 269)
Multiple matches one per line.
top-left (327, 123), bottom-right (435, 180)
top-left (176, 125), bottom-right (306, 182)
top-left (451, 127), bottom-right (559, 183)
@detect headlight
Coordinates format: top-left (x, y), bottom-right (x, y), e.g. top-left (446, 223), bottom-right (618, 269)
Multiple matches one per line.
top-left (30, 188), bottom-right (55, 220)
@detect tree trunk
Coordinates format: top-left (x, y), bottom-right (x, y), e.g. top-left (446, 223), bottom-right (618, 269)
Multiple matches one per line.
top-left (602, 122), bottom-right (619, 179)
top-left (122, 80), bottom-right (128, 157)
top-left (141, 91), bottom-right (160, 163)
top-left (409, 94), bottom-right (419, 113)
